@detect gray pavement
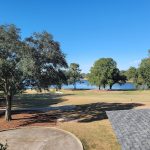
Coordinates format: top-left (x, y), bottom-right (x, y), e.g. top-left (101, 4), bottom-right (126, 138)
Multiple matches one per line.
top-left (0, 127), bottom-right (83, 150)
top-left (107, 109), bottom-right (150, 150)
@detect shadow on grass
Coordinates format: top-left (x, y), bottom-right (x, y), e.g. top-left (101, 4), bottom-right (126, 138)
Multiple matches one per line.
top-left (0, 93), bottom-right (74, 109)
top-left (10, 102), bottom-right (144, 127)
top-left (0, 93), bottom-right (72, 118)
top-left (64, 89), bottom-right (92, 91)
top-left (12, 93), bottom-right (73, 108)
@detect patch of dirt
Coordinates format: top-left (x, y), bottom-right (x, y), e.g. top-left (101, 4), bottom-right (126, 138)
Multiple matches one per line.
top-left (0, 112), bottom-right (57, 131)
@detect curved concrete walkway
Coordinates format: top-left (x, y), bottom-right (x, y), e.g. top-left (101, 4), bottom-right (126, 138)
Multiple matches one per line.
top-left (0, 127), bottom-right (83, 150)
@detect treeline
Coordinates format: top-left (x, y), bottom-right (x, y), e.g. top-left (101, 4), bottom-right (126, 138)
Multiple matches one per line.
top-left (87, 51), bottom-right (150, 90)
top-left (88, 58), bottom-right (126, 90)
top-left (121, 51), bottom-right (150, 89)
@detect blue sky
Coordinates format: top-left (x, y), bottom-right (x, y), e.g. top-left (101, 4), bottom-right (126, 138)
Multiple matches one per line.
top-left (1, 0), bottom-right (150, 73)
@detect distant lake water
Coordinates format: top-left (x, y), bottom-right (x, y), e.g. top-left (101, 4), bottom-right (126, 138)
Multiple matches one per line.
top-left (62, 80), bottom-right (136, 90)
top-left (26, 80), bottom-right (136, 90)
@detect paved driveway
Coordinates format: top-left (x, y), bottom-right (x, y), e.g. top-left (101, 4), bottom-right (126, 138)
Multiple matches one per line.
top-left (107, 109), bottom-right (150, 150)
top-left (0, 127), bottom-right (83, 150)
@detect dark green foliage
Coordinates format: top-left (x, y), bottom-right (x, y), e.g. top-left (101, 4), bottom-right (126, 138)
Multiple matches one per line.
top-left (130, 50), bottom-right (150, 89)
top-left (0, 25), bottom-right (24, 95)
top-left (137, 58), bottom-right (150, 88)
top-left (0, 24), bottom-right (68, 121)
top-left (68, 63), bottom-right (82, 89)
top-left (0, 24), bottom-right (31, 121)
top-left (25, 32), bottom-right (68, 89)
top-left (54, 69), bottom-right (68, 90)
top-left (126, 67), bottom-right (137, 81)
top-left (88, 58), bottom-right (126, 89)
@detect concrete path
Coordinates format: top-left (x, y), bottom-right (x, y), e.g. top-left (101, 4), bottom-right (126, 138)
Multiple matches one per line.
top-left (107, 109), bottom-right (150, 150)
top-left (0, 127), bottom-right (83, 150)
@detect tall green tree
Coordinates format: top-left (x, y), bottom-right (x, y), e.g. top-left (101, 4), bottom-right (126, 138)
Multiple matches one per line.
top-left (126, 67), bottom-right (137, 81)
top-left (130, 50), bottom-right (150, 89)
top-left (88, 58), bottom-right (126, 90)
top-left (68, 63), bottom-right (82, 89)
top-left (0, 24), bottom-right (33, 121)
top-left (25, 32), bottom-right (68, 89)
top-left (0, 25), bottom-right (68, 121)
top-left (138, 58), bottom-right (150, 88)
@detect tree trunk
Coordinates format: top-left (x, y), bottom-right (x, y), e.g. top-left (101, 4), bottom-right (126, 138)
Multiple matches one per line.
top-left (58, 84), bottom-right (62, 90)
top-left (99, 85), bottom-right (101, 90)
top-left (103, 84), bottom-right (106, 89)
top-left (109, 85), bottom-right (113, 90)
top-left (56, 86), bottom-right (58, 91)
top-left (73, 83), bottom-right (76, 90)
top-left (5, 94), bottom-right (12, 121)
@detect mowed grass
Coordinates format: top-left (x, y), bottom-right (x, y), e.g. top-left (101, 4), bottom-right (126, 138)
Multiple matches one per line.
top-left (55, 90), bottom-right (150, 107)
top-left (3, 89), bottom-right (150, 150)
